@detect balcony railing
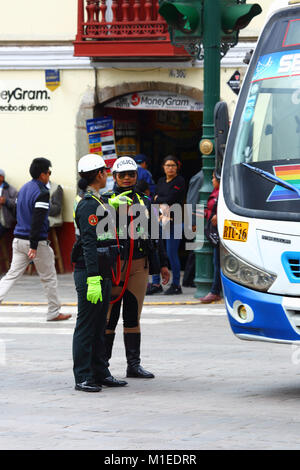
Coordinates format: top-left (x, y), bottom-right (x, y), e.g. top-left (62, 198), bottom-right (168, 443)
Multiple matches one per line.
top-left (74, 0), bottom-right (187, 59)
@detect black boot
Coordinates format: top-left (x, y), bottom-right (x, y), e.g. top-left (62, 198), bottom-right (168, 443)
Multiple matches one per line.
top-left (101, 332), bottom-right (127, 387)
top-left (124, 333), bottom-right (155, 378)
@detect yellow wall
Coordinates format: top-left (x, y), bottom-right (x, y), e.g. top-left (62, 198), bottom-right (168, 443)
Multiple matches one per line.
top-left (0, 69), bottom-right (94, 221)
top-left (0, 0), bottom-right (77, 41)
top-left (240, 0), bottom-right (275, 37)
top-left (98, 67), bottom-right (202, 89)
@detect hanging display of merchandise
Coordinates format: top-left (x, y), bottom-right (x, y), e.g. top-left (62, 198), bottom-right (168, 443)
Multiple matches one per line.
top-left (114, 120), bottom-right (139, 157)
top-left (86, 117), bottom-right (117, 171)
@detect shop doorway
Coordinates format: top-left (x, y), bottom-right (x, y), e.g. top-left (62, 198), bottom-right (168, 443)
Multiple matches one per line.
top-left (94, 100), bottom-right (203, 273)
top-left (99, 106), bottom-right (203, 183)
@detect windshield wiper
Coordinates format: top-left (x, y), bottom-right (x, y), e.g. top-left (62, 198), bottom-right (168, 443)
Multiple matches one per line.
top-left (242, 163), bottom-right (300, 197)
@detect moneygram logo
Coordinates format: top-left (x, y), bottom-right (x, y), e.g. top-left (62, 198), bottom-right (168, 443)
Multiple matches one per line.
top-left (0, 87), bottom-right (50, 103)
top-left (0, 85), bottom-right (51, 113)
top-left (131, 93), bottom-right (141, 106)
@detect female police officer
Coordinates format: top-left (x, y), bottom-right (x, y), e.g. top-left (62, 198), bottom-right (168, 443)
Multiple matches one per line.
top-left (72, 154), bottom-right (132, 392)
top-left (103, 156), bottom-right (170, 380)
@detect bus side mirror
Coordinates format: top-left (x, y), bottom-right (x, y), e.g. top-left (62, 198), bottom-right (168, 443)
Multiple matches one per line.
top-left (214, 101), bottom-right (229, 179)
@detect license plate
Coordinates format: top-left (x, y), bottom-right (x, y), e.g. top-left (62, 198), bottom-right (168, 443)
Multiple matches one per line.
top-left (223, 220), bottom-right (249, 242)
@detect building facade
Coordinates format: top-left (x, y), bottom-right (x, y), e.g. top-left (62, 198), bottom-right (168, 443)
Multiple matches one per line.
top-left (0, 0), bottom-right (274, 271)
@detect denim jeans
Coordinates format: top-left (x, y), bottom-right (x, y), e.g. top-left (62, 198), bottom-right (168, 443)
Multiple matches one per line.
top-left (153, 224), bottom-right (182, 287)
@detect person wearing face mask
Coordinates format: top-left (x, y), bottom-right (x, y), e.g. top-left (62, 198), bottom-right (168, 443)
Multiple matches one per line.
top-left (102, 156), bottom-right (170, 380)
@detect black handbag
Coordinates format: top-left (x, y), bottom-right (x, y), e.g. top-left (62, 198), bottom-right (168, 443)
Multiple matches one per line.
top-left (147, 239), bottom-right (161, 275)
top-left (204, 200), bottom-right (219, 247)
top-left (97, 244), bottom-right (120, 279)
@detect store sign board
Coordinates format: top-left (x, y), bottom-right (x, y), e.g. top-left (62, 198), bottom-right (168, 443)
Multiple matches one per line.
top-left (86, 116), bottom-right (117, 172)
top-left (0, 81), bottom-right (52, 113)
top-left (45, 70), bottom-right (60, 92)
top-left (227, 70), bottom-right (241, 96)
top-left (107, 91), bottom-right (203, 112)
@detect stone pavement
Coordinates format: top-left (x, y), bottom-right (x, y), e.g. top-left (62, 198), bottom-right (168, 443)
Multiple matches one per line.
top-left (2, 273), bottom-right (300, 451)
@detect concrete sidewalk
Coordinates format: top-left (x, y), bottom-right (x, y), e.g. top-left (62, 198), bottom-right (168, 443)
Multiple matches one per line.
top-left (0, 272), bottom-right (224, 306)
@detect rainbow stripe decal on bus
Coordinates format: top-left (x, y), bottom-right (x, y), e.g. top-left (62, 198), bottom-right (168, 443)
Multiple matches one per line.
top-left (267, 164), bottom-right (300, 201)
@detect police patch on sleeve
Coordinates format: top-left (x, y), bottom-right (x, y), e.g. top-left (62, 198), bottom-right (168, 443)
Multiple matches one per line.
top-left (88, 214), bottom-right (98, 226)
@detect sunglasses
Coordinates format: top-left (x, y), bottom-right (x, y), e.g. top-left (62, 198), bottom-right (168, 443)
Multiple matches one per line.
top-left (117, 171), bottom-right (136, 179)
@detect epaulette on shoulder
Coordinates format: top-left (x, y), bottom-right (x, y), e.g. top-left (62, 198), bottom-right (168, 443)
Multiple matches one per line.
top-left (101, 190), bottom-right (114, 198)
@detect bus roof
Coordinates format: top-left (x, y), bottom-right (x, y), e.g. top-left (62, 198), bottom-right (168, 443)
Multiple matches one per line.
top-left (267, 0), bottom-right (300, 21)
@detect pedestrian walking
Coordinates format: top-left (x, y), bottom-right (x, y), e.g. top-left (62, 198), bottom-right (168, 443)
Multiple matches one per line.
top-left (103, 156), bottom-right (170, 379)
top-left (148, 155), bottom-right (185, 295)
top-left (72, 154), bottom-right (132, 392)
top-left (0, 158), bottom-right (71, 322)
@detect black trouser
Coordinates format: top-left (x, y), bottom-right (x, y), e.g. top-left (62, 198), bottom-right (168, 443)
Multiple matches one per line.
top-left (72, 268), bottom-right (112, 384)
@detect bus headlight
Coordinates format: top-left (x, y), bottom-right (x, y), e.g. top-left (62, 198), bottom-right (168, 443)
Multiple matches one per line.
top-left (220, 243), bottom-right (277, 292)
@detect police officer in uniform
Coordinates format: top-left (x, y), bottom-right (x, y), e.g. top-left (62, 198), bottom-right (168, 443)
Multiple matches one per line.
top-left (102, 157), bottom-right (170, 379)
top-left (72, 154), bottom-right (132, 392)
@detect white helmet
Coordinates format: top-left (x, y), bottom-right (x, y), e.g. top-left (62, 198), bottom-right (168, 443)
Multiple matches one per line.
top-left (78, 154), bottom-right (106, 173)
top-left (112, 156), bottom-right (137, 173)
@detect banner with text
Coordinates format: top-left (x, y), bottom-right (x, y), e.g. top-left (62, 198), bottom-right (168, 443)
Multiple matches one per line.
top-left (106, 91), bottom-right (203, 112)
top-left (86, 116), bottom-right (117, 175)
top-left (0, 81), bottom-right (52, 113)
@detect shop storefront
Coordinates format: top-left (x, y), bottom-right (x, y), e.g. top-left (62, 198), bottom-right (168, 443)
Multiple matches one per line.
top-left (100, 90), bottom-right (203, 183)
top-left (0, 51), bottom-right (246, 272)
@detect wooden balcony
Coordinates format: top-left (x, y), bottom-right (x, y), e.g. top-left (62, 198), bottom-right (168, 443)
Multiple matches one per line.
top-left (74, 0), bottom-right (188, 60)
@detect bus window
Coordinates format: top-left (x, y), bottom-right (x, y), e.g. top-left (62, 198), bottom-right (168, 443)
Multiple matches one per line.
top-left (233, 76), bottom-right (300, 165)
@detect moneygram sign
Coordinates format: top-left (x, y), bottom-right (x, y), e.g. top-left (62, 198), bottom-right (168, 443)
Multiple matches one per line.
top-left (107, 91), bottom-right (203, 112)
top-left (0, 82), bottom-right (52, 113)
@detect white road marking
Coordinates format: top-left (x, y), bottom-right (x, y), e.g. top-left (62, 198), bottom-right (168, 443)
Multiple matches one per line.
top-left (0, 305), bottom-right (226, 316)
top-left (0, 305), bottom-right (226, 335)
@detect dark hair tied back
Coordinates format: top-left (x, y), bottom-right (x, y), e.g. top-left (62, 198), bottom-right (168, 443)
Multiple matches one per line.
top-left (78, 177), bottom-right (88, 192)
top-left (78, 168), bottom-right (102, 187)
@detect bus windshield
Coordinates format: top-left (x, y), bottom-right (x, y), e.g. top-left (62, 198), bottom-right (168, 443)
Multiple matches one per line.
top-left (225, 11), bottom-right (300, 220)
top-left (233, 73), bottom-right (300, 166)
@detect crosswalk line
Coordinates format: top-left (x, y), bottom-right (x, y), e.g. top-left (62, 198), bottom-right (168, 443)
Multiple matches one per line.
top-left (0, 304), bottom-right (226, 335)
top-left (0, 305), bottom-right (226, 316)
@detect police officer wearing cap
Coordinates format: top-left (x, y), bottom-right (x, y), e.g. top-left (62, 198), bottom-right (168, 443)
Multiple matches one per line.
top-left (72, 154), bottom-right (132, 392)
top-left (102, 156), bottom-right (170, 379)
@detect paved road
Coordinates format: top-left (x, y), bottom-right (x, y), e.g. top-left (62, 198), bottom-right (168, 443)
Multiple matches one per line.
top-left (1, 295), bottom-right (300, 450)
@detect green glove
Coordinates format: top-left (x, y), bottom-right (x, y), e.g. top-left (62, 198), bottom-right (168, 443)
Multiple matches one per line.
top-left (109, 191), bottom-right (133, 210)
top-left (86, 275), bottom-right (103, 304)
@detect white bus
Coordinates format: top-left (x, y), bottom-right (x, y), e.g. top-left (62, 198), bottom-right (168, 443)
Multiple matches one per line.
top-left (217, 0), bottom-right (300, 343)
